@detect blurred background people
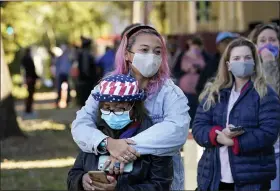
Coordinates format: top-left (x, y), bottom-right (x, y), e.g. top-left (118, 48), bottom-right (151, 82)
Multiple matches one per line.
top-left (249, 23), bottom-right (280, 191)
top-left (196, 32), bottom-right (240, 99)
top-left (173, 36), bottom-right (213, 125)
top-left (215, 32), bottom-right (240, 63)
top-left (55, 44), bottom-right (72, 109)
top-left (167, 36), bottom-right (182, 70)
top-left (214, 32), bottom-right (239, 73)
top-left (76, 37), bottom-right (101, 107)
top-left (97, 43), bottom-right (117, 76)
top-left (21, 47), bottom-right (38, 118)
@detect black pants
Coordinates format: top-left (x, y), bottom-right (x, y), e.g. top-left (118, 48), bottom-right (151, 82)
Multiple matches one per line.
top-left (25, 77), bottom-right (36, 113)
top-left (219, 182), bottom-right (271, 191)
top-left (185, 93), bottom-right (198, 127)
top-left (56, 74), bottom-right (70, 104)
top-left (75, 80), bottom-right (94, 107)
top-left (219, 182), bottom-right (235, 191)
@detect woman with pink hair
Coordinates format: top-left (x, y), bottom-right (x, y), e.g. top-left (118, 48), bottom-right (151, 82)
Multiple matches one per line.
top-left (71, 25), bottom-right (190, 190)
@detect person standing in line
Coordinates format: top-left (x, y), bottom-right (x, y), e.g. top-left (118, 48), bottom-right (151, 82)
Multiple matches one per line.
top-left (55, 44), bottom-right (72, 108)
top-left (71, 25), bottom-right (190, 190)
top-left (193, 38), bottom-right (280, 191)
top-left (98, 45), bottom-right (116, 77)
top-left (249, 23), bottom-right (280, 191)
top-left (21, 47), bottom-right (39, 118)
top-left (76, 37), bottom-right (102, 107)
top-left (173, 36), bottom-right (213, 126)
top-left (197, 32), bottom-right (239, 94)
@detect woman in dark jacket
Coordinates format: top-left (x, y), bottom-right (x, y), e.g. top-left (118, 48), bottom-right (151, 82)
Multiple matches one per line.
top-left (67, 74), bottom-right (173, 191)
top-left (192, 38), bottom-right (280, 191)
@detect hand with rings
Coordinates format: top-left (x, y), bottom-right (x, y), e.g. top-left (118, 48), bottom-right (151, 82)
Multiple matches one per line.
top-left (106, 138), bottom-right (140, 163)
top-left (103, 156), bottom-right (125, 175)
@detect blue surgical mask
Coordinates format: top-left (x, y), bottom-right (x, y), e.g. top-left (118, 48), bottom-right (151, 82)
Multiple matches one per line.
top-left (101, 110), bottom-right (133, 130)
top-left (229, 60), bottom-right (255, 78)
top-left (258, 44), bottom-right (279, 58)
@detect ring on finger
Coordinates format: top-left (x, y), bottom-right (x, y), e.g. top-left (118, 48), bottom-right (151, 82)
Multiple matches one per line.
top-left (127, 152), bottom-right (135, 158)
top-left (114, 161), bottom-right (120, 169)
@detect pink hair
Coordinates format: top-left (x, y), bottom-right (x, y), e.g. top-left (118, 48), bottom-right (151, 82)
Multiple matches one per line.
top-left (113, 29), bottom-right (170, 96)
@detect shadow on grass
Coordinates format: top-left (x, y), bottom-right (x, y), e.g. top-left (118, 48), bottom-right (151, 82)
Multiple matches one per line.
top-left (1, 166), bottom-right (71, 190)
top-left (0, 92), bottom-right (83, 190)
top-left (1, 128), bottom-right (79, 162)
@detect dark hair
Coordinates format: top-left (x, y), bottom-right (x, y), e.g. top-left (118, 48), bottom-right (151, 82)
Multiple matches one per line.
top-left (105, 46), bottom-right (111, 52)
top-left (126, 27), bottom-right (160, 51)
top-left (121, 23), bottom-right (142, 39)
top-left (249, 23), bottom-right (280, 44)
top-left (81, 36), bottom-right (92, 49)
top-left (98, 101), bottom-right (148, 122)
top-left (190, 36), bottom-right (203, 47)
top-left (25, 47), bottom-right (31, 54)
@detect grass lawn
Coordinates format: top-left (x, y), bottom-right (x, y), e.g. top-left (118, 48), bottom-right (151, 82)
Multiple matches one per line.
top-left (1, 101), bottom-right (80, 190)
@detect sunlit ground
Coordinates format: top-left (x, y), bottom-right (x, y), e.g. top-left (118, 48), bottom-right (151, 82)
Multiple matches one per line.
top-left (15, 90), bottom-right (77, 111)
top-left (1, 92), bottom-right (79, 190)
top-left (1, 91), bottom-right (201, 190)
top-left (1, 157), bottom-right (75, 169)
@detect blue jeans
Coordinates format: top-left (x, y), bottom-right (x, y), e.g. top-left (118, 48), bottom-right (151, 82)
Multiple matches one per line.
top-left (271, 152), bottom-right (280, 191)
top-left (171, 153), bottom-right (185, 190)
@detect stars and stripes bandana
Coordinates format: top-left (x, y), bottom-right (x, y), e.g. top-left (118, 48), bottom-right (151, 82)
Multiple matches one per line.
top-left (92, 74), bottom-right (146, 102)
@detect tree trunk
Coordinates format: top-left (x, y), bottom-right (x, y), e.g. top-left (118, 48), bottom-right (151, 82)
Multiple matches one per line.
top-left (0, 36), bottom-right (26, 140)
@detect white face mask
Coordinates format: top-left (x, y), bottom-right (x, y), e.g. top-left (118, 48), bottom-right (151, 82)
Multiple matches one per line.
top-left (131, 53), bottom-right (162, 78)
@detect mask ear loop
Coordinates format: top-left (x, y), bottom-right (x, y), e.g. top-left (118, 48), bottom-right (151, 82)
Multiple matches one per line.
top-left (129, 101), bottom-right (136, 111)
top-left (128, 101), bottom-right (136, 121)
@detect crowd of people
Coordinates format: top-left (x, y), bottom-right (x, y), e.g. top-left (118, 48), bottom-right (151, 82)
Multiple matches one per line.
top-left (66, 23), bottom-right (280, 191)
top-left (20, 22), bottom-right (280, 191)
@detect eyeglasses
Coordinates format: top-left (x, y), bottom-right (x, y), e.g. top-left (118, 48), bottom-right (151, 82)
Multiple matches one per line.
top-left (100, 108), bottom-right (127, 116)
top-left (100, 102), bottom-right (135, 116)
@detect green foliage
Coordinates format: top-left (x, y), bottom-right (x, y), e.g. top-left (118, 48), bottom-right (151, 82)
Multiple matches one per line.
top-left (1, 2), bottom-right (128, 66)
top-left (150, 2), bottom-right (167, 34)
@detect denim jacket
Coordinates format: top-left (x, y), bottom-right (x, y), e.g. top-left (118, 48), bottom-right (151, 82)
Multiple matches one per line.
top-left (71, 78), bottom-right (191, 190)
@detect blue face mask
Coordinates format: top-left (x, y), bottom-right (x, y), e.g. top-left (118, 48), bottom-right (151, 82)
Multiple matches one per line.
top-left (101, 110), bottom-right (133, 130)
top-left (258, 44), bottom-right (279, 58)
top-left (229, 60), bottom-right (255, 78)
